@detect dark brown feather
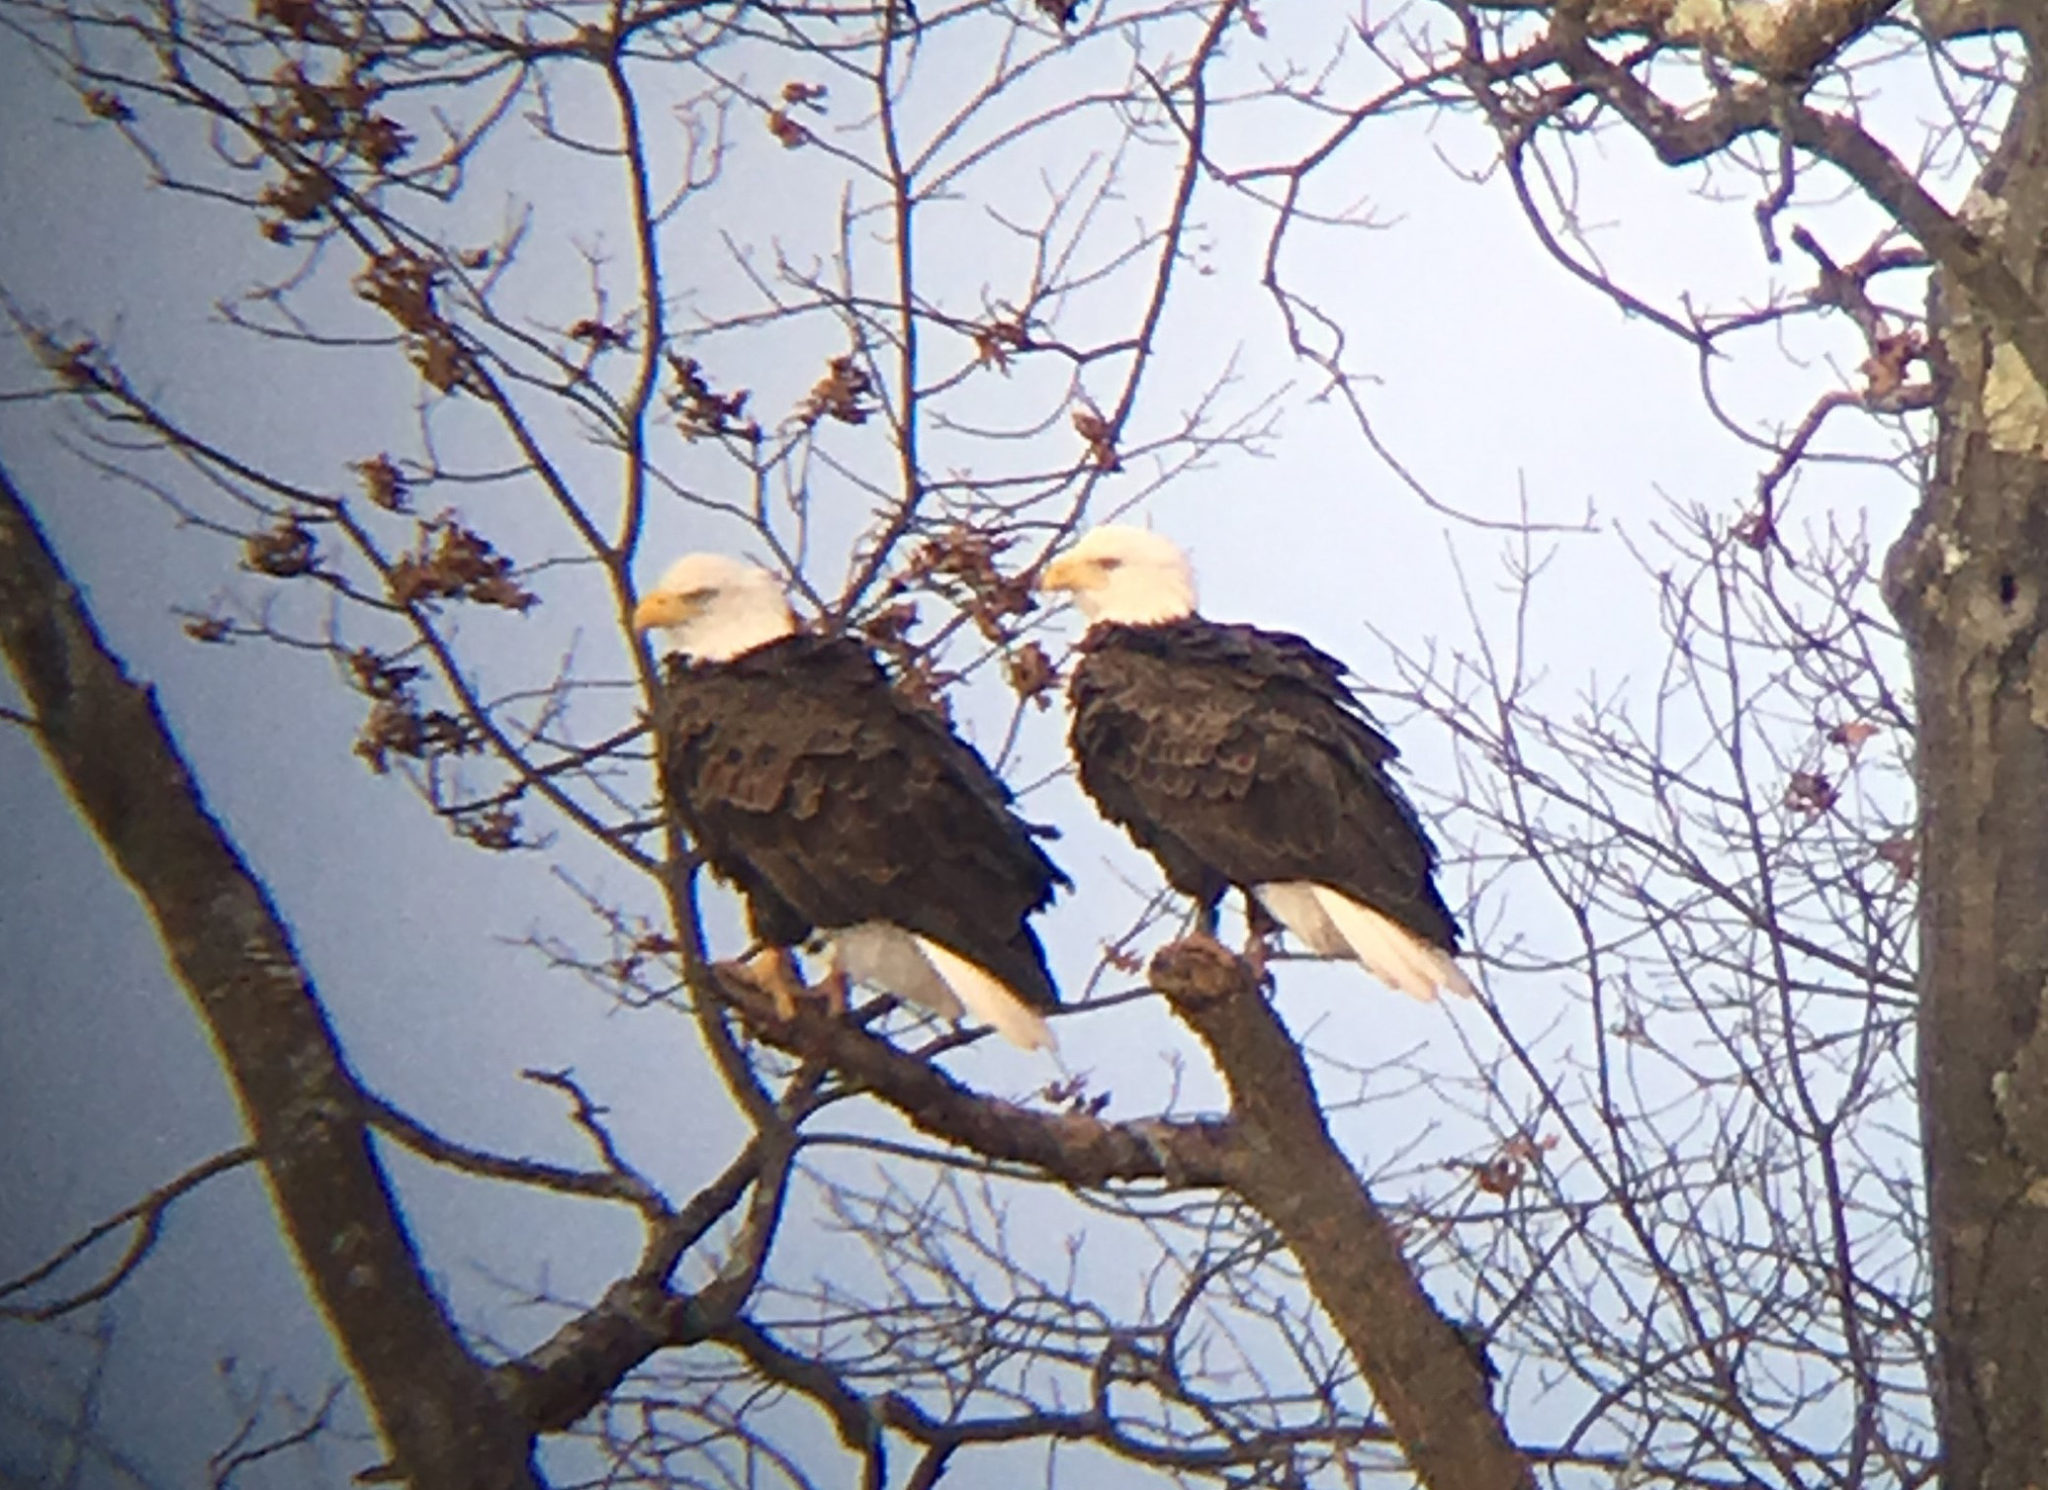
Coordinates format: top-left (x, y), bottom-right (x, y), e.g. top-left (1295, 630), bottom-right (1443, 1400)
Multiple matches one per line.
top-left (1069, 618), bottom-right (1462, 952)
top-left (655, 634), bottom-right (1067, 1009)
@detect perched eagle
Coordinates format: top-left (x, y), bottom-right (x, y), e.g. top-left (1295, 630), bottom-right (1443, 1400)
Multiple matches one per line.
top-left (1039, 526), bottom-right (1477, 1001)
top-left (634, 553), bottom-right (1068, 1049)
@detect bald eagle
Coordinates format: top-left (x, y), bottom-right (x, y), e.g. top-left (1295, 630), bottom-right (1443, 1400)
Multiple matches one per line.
top-left (634, 553), bottom-right (1068, 1049)
top-left (1039, 526), bottom-right (1477, 1002)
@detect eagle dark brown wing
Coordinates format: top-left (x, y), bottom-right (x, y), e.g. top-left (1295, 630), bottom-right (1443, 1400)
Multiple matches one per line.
top-left (1069, 618), bottom-right (1461, 953)
top-left (656, 634), bottom-right (1067, 1009)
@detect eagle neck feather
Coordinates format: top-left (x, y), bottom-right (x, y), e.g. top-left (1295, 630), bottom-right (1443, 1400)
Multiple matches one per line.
top-left (683, 601), bottom-right (799, 664)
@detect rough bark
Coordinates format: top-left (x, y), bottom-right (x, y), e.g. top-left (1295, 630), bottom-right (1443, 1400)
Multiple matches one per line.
top-left (713, 963), bottom-right (1242, 1186)
top-left (1883, 46), bottom-right (2048, 1490)
top-left (1151, 940), bottom-right (1534, 1490)
top-left (0, 463), bottom-right (540, 1490)
top-left (483, 967), bottom-right (1247, 1437)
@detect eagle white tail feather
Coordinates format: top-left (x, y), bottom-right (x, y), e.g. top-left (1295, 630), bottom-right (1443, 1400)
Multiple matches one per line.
top-left (1250, 883), bottom-right (1349, 958)
top-left (912, 935), bottom-right (1057, 1052)
top-left (826, 924), bottom-right (964, 1021)
top-left (824, 925), bottom-right (1054, 1050)
top-left (1253, 881), bottom-right (1478, 1002)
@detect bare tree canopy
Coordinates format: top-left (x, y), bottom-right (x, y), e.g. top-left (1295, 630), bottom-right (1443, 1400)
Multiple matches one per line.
top-left (2, 0), bottom-right (2044, 1487)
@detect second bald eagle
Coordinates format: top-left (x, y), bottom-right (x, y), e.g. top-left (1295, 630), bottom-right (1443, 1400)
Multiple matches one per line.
top-left (1040, 526), bottom-right (1477, 1002)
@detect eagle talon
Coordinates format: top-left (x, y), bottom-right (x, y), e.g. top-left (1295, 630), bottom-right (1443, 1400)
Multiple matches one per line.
top-left (811, 965), bottom-right (851, 1016)
top-left (710, 956), bottom-right (783, 1020)
top-left (1242, 929), bottom-right (1278, 992)
top-left (745, 947), bottom-right (808, 1022)
top-left (1243, 892), bottom-right (1281, 990)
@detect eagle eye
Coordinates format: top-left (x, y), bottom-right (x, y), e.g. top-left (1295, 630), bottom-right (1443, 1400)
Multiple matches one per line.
top-left (1096, 556), bottom-right (1123, 571)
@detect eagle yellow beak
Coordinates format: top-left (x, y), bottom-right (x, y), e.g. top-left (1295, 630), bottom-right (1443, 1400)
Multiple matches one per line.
top-left (1038, 552), bottom-right (1094, 594)
top-left (632, 590), bottom-right (697, 632)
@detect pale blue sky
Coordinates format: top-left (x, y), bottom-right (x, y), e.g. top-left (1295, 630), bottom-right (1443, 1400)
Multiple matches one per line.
top-left (0, 5), bottom-right (1945, 1483)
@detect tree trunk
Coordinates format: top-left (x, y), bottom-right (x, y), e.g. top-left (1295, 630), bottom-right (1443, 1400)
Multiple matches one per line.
top-left (1151, 940), bottom-right (1534, 1490)
top-left (1884, 56), bottom-right (2048, 1490)
top-left (0, 466), bottom-right (541, 1490)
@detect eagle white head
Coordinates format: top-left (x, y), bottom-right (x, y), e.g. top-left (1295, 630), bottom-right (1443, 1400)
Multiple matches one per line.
top-left (633, 552), bottom-right (797, 662)
top-left (1038, 524), bottom-right (1197, 626)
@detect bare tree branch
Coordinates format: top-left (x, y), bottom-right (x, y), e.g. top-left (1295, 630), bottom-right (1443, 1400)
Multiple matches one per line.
top-left (1152, 939), bottom-right (1535, 1490)
top-left (713, 966), bottom-right (1242, 1188)
top-left (0, 459), bottom-right (538, 1490)
top-left (1, 1147), bottom-right (257, 1322)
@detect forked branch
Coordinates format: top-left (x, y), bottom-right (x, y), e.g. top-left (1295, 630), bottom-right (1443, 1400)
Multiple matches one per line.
top-left (0, 459), bottom-right (538, 1490)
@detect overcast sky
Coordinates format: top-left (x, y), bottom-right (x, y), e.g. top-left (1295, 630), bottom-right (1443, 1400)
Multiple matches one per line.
top-left (0, 4), bottom-right (1948, 1484)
